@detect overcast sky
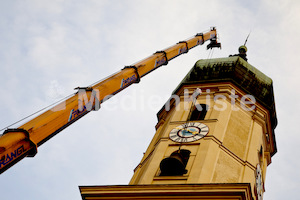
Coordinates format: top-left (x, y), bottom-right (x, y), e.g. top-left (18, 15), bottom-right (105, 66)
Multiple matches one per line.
top-left (0, 1), bottom-right (299, 200)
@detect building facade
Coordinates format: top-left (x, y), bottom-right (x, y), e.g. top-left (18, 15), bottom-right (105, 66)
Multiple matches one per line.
top-left (80, 54), bottom-right (277, 200)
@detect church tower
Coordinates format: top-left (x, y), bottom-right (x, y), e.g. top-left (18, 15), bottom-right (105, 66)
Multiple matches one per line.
top-left (80, 48), bottom-right (277, 200)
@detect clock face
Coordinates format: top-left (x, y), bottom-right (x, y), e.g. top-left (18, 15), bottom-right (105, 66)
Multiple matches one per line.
top-left (255, 164), bottom-right (263, 200)
top-left (169, 122), bottom-right (209, 143)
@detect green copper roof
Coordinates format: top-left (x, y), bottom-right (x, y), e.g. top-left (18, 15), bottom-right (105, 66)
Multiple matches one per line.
top-left (174, 57), bottom-right (276, 117)
top-left (175, 56), bottom-right (273, 96)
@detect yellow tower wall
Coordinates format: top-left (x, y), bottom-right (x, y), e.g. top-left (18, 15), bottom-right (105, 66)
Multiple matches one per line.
top-left (129, 82), bottom-right (273, 198)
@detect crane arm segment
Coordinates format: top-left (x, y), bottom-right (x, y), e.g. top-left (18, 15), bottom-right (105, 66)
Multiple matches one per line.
top-left (0, 27), bottom-right (219, 174)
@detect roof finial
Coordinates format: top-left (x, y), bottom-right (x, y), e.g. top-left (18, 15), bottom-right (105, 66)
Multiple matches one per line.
top-left (237, 31), bottom-right (251, 61)
top-left (229, 31), bottom-right (251, 62)
top-left (244, 31), bottom-right (251, 46)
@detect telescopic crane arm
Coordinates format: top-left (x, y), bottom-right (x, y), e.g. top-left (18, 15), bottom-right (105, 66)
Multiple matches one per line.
top-left (0, 27), bottom-right (220, 174)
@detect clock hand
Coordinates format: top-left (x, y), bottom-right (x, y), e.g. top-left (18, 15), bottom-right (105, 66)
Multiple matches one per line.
top-left (175, 127), bottom-right (199, 135)
top-left (175, 127), bottom-right (191, 132)
top-left (191, 131), bottom-right (199, 135)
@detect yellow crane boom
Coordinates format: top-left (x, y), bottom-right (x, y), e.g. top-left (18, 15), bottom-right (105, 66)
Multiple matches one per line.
top-left (0, 27), bottom-right (220, 174)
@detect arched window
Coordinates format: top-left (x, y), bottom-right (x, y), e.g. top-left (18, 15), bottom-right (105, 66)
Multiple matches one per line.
top-left (189, 104), bottom-right (208, 121)
top-left (159, 149), bottom-right (191, 176)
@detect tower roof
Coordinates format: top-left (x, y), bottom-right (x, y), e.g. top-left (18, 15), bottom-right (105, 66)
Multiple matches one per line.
top-left (172, 55), bottom-right (277, 155)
